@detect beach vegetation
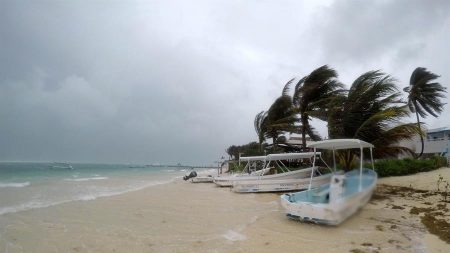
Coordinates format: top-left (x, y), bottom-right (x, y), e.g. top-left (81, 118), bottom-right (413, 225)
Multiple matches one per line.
top-left (373, 156), bottom-right (446, 177)
top-left (229, 65), bottom-right (447, 174)
top-left (437, 174), bottom-right (445, 192)
top-left (226, 142), bottom-right (264, 160)
top-left (227, 161), bottom-right (246, 173)
top-left (403, 67), bottom-right (447, 158)
top-left (254, 111), bottom-right (268, 152)
top-left (327, 71), bottom-right (419, 170)
top-left (264, 95), bottom-right (297, 151)
top-left (291, 65), bottom-right (344, 149)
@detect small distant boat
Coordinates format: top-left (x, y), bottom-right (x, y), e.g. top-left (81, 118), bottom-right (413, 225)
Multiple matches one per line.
top-left (280, 139), bottom-right (377, 225)
top-left (50, 162), bottom-right (73, 170)
top-left (191, 175), bottom-right (214, 183)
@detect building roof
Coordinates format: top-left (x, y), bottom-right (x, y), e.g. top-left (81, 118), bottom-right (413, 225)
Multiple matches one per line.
top-left (427, 126), bottom-right (450, 133)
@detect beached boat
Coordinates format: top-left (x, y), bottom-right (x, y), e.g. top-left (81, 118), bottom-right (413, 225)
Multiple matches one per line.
top-left (215, 152), bottom-right (322, 187)
top-left (232, 173), bottom-right (332, 193)
top-left (239, 155), bottom-right (267, 174)
top-left (213, 155), bottom-right (269, 186)
top-left (280, 139), bottom-right (378, 225)
top-left (191, 175), bottom-right (214, 183)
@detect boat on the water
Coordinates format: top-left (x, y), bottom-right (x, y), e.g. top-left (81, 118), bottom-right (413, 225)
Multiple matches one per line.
top-left (50, 162), bottom-right (73, 170)
top-left (280, 139), bottom-right (378, 225)
top-left (215, 152), bottom-right (324, 188)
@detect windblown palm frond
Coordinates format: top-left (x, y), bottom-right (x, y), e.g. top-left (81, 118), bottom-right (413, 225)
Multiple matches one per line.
top-left (403, 67), bottom-right (446, 158)
top-left (293, 65), bottom-right (343, 148)
top-left (264, 95), bottom-right (297, 149)
top-left (405, 67), bottom-right (446, 118)
top-left (328, 71), bottom-right (418, 170)
top-left (254, 111), bottom-right (268, 151)
top-left (282, 78), bottom-right (296, 96)
top-left (371, 123), bottom-right (421, 157)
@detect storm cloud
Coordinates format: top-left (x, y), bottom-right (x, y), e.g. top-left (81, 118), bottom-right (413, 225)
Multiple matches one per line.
top-left (1, 0), bottom-right (449, 164)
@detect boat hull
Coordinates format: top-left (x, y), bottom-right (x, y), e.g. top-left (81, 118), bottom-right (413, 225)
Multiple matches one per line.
top-left (191, 177), bottom-right (214, 183)
top-left (232, 173), bottom-right (331, 193)
top-left (214, 167), bottom-right (314, 187)
top-left (280, 169), bottom-right (377, 225)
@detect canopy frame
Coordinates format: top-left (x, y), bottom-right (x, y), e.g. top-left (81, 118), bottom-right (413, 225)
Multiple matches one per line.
top-left (307, 139), bottom-right (375, 191)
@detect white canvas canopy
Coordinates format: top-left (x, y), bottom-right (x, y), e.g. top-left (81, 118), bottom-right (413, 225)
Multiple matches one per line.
top-left (265, 152), bottom-right (320, 161)
top-left (239, 156), bottom-right (266, 162)
top-left (307, 139), bottom-right (375, 191)
top-left (308, 139), bottom-right (374, 150)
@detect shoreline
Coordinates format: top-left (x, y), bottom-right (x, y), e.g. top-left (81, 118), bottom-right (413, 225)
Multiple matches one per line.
top-left (0, 168), bottom-right (449, 252)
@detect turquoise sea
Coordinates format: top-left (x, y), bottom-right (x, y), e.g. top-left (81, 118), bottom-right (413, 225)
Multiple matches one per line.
top-left (0, 162), bottom-right (192, 216)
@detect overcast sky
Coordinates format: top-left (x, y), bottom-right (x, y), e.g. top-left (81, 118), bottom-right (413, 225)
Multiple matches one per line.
top-left (1, 0), bottom-right (449, 165)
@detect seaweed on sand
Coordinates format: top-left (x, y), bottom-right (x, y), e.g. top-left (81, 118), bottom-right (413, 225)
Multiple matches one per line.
top-left (421, 213), bottom-right (450, 244)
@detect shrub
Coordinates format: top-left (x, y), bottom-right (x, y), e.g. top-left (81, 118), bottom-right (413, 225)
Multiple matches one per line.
top-left (228, 162), bottom-right (246, 173)
top-left (373, 156), bottom-right (447, 177)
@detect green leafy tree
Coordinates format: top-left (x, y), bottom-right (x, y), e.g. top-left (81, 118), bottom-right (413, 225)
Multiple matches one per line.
top-left (403, 67), bottom-right (447, 158)
top-left (328, 70), bottom-right (420, 170)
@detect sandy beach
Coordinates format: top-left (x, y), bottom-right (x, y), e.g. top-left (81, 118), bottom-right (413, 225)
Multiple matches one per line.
top-left (1, 168), bottom-right (450, 253)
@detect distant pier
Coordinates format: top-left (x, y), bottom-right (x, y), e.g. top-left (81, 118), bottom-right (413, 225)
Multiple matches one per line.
top-left (129, 164), bottom-right (219, 170)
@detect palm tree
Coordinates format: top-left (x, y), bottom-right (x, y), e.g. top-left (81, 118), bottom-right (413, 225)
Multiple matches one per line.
top-left (265, 95), bottom-right (297, 151)
top-left (254, 111), bottom-right (268, 152)
top-left (292, 65), bottom-right (343, 150)
top-left (328, 70), bottom-right (420, 170)
top-left (403, 67), bottom-right (446, 158)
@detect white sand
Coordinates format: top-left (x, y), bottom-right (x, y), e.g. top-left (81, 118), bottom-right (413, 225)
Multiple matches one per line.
top-left (0, 168), bottom-right (449, 252)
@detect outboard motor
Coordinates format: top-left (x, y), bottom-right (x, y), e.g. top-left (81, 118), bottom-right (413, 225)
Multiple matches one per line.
top-left (183, 171), bottom-right (197, 181)
top-left (329, 174), bottom-right (345, 203)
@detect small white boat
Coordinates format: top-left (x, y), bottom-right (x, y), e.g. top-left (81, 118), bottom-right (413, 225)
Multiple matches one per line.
top-left (280, 139), bottom-right (378, 225)
top-left (232, 173), bottom-right (332, 193)
top-left (191, 176), bottom-right (214, 183)
top-left (50, 162), bottom-right (73, 170)
top-left (214, 152), bottom-right (321, 187)
top-left (213, 155), bottom-right (268, 187)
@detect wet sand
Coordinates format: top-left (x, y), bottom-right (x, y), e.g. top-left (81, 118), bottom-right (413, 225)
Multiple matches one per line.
top-left (1, 168), bottom-right (450, 253)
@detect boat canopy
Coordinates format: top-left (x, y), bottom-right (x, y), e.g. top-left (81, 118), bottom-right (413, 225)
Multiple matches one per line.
top-left (308, 139), bottom-right (374, 150)
top-left (265, 152), bottom-right (320, 161)
top-left (239, 156), bottom-right (266, 162)
top-left (307, 139), bottom-right (375, 191)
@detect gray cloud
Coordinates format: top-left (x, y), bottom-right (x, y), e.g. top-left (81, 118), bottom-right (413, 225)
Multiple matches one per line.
top-left (1, 0), bottom-right (449, 164)
top-left (316, 0), bottom-right (450, 65)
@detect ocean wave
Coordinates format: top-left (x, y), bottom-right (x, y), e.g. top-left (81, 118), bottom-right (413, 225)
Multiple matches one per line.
top-left (0, 182), bottom-right (30, 188)
top-left (0, 178), bottom-right (175, 216)
top-left (64, 177), bottom-right (108, 182)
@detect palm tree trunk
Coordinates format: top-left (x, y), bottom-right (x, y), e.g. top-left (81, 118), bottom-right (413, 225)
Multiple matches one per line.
top-left (272, 136), bottom-right (276, 152)
top-left (301, 113), bottom-right (307, 151)
top-left (415, 110), bottom-right (424, 158)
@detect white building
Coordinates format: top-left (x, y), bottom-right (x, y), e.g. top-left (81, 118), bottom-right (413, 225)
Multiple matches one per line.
top-left (402, 126), bottom-right (450, 156)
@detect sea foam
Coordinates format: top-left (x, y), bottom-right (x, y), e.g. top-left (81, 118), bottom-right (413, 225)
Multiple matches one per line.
top-left (0, 182), bottom-right (30, 188)
top-left (0, 178), bottom-right (175, 216)
top-left (64, 177), bottom-right (108, 182)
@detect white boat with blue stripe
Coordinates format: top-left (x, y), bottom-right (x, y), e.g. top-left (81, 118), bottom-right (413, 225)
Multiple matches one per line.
top-left (280, 139), bottom-right (378, 225)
